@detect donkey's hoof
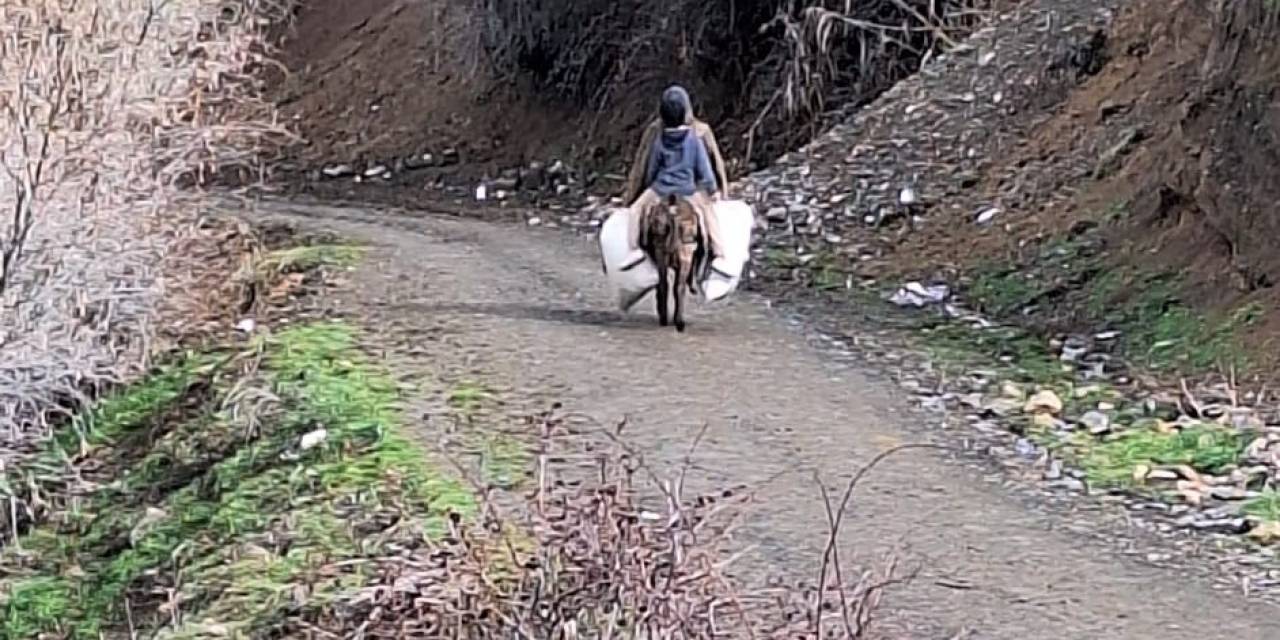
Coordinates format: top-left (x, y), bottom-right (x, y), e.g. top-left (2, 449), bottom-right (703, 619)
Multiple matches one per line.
top-left (675, 321), bottom-right (686, 333)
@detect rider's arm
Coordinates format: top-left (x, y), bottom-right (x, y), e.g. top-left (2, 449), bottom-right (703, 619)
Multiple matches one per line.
top-left (698, 124), bottom-right (730, 197)
top-left (644, 135), bottom-right (662, 192)
top-left (692, 137), bottom-right (717, 196)
top-left (622, 120), bottom-right (659, 203)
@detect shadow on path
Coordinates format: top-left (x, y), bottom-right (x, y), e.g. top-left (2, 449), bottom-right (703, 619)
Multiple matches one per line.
top-left (388, 301), bottom-right (682, 331)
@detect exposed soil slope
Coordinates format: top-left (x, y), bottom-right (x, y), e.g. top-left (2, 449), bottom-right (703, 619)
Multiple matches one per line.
top-left (272, 0), bottom-right (584, 175)
top-left (877, 0), bottom-right (1280, 367)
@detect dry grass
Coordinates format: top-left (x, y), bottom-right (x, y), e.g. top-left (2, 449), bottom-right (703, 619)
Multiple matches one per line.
top-left (470, 0), bottom-right (989, 166)
top-left (0, 0), bottom-right (302, 554)
top-left (0, 0), bottom-right (295, 534)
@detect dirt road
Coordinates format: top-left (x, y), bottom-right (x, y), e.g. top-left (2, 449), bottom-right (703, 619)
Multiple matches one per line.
top-left (255, 199), bottom-right (1280, 639)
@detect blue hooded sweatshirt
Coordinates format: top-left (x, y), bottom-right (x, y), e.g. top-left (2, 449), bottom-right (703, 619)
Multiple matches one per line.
top-left (643, 87), bottom-right (718, 198)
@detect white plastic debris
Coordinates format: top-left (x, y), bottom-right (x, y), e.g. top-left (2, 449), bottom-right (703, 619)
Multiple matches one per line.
top-left (300, 428), bottom-right (328, 451)
top-left (976, 207), bottom-right (1001, 225)
top-left (321, 164), bottom-right (353, 178)
top-left (474, 183), bottom-right (487, 200)
top-left (235, 318), bottom-right (256, 334)
top-left (898, 186), bottom-right (919, 206)
top-left (888, 281), bottom-right (951, 307)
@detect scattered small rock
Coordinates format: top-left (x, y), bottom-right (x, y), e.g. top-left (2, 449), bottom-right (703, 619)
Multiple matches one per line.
top-left (1001, 381), bottom-right (1026, 400)
top-left (1014, 438), bottom-right (1039, 459)
top-left (1046, 478), bottom-right (1085, 492)
top-left (1248, 521), bottom-right (1280, 543)
top-left (300, 428), bottom-right (328, 451)
top-left (1177, 515), bottom-right (1250, 535)
top-left (983, 397), bottom-right (1023, 418)
top-left (1079, 410), bottom-right (1111, 435)
top-left (1209, 486), bottom-right (1252, 501)
top-left (1024, 390), bottom-right (1064, 415)
top-left (321, 164), bottom-right (354, 178)
top-left (1043, 458), bottom-right (1064, 480)
top-left (1146, 469), bottom-right (1181, 482)
top-left (888, 281), bottom-right (950, 307)
top-left (1032, 412), bottom-right (1062, 430)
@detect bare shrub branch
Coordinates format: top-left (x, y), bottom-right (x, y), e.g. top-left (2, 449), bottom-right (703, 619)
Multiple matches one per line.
top-left (468, 0), bottom-right (991, 165)
top-left (283, 409), bottom-right (930, 638)
top-left (0, 0), bottom-right (295, 545)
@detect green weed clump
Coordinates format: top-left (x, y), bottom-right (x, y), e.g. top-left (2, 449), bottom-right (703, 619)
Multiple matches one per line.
top-left (256, 244), bottom-right (365, 276)
top-left (1244, 490), bottom-right (1280, 523)
top-left (1079, 425), bottom-right (1248, 488)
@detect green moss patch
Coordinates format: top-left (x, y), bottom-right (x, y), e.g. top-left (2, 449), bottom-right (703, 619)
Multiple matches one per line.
top-left (958, 234), bottom-right (1260, 377)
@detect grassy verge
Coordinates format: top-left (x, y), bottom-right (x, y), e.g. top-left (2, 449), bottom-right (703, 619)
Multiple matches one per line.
top-left (906, 226), bottom-right (1279, 539)
top-left (0, 321), bottom-right (473, 639)
top-left (761, 247), bottom-right (851, 291)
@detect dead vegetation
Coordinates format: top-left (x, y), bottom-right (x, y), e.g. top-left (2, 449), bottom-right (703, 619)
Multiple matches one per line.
top-left (272, 0), bottom-right (991, 184)
top-left (288, 412), bottom-right (918, 639)
top-left (474, 0), bottom-right (988, 161)
top-left (0, 0), bottom-right (293, 489)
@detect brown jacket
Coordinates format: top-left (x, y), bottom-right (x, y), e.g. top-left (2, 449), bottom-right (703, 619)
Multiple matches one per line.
top-left (622, 117), bottom-right (729, 205)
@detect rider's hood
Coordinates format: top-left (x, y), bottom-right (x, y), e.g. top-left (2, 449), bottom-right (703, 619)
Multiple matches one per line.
top-left (661, 85), bottom-right (694, 124)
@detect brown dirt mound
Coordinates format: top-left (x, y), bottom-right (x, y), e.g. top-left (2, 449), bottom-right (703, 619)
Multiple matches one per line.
top-left (1104, 0), bottom-right (1280, 301)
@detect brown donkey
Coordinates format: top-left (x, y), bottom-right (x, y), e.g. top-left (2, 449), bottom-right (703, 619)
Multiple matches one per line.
top-left (639, 195), bottom-right (702, 332)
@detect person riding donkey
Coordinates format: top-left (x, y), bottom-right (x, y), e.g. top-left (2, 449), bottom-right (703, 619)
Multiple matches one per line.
top-left (617, 85), bottom-right (731, 275)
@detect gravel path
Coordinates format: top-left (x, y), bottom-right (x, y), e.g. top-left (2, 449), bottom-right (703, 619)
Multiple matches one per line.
top-left (253, 198), bottom-right (1280, 639)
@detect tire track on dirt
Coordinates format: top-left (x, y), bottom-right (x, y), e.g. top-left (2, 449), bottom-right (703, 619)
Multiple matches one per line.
top-left (252, 199), bottom-right (1280, 639)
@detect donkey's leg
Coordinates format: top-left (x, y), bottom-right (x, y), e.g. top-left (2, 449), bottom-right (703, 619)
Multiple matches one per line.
top-left (654, 259), bottom-right (670, 327)
top-left (673, 259), bottom-right (689, 333)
